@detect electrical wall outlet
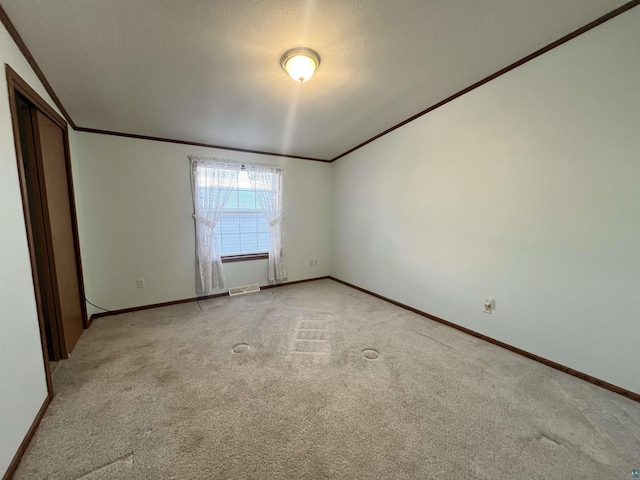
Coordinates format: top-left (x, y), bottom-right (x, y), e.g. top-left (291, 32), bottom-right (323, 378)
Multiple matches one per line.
top-left (137, 279), bottom-right (145, 289)
top-left (309, 259), bottom-right (318, 267)
top-left (483, 298), bottom-right (494, 314)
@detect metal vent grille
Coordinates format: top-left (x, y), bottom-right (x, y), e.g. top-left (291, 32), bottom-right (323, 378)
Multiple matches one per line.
top-left (228, 284), bottom-right (261, 296)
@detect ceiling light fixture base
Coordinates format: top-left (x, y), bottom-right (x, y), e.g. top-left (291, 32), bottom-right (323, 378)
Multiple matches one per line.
top-left (280, 47), bottom-right (321, 83)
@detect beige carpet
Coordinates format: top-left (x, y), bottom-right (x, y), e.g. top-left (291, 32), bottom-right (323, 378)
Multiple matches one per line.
top-left (14, 279), bottom-right (640, 479)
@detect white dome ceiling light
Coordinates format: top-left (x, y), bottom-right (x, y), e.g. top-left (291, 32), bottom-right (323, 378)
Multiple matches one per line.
top-left (280, 47), bottom-right (321, 83)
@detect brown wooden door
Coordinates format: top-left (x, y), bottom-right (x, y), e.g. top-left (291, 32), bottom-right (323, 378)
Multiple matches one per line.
top-left (32, 110), bottom-right (84, 355)
top-left (16, 95), bottom-right (63, 360)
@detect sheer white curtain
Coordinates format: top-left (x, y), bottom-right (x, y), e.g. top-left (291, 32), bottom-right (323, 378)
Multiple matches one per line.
top-left (246, 165), bottom-right (287, 282)
top-left (190, 157), bottom-right (241, 292)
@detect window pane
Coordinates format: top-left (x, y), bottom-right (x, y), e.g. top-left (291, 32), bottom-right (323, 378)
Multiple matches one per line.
top-left (224, 188), bottom-right (239, 209)
top-left (257, 233), bottom-right (269, 251)
top-left (238, 189), bottom-right (256, 209)
top-left (240, 236), bottom-right (258, 254)
top-left (239, 214), bottom-right (258, 233)
top-left (220, 233), bottom-right (240, 255)
top-left (203, 172), bottom-right (271, 256)
top-left (257, 216), bottom-right (269, 233)
top-left (218, 215), bottom-right (239, 234)
top-left (237, 170), bottom-right (252, 189)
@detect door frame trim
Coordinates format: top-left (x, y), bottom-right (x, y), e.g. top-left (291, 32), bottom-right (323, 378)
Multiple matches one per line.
top-left (6, 63), bottom-right (88, 369)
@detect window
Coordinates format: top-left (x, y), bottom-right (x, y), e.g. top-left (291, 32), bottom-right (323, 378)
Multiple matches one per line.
top-left (214, 171), bottom-right (270, 258)
top-left (191, 157), bottom-right (286, 291)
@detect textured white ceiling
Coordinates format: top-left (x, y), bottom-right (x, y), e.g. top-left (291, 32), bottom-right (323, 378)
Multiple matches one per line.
top-left (2, 0), bottom-right (628, 160)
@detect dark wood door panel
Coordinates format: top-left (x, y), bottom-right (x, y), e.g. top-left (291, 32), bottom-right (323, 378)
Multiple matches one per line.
top-left (33, 110), bottom-right (84, 354)
top-left (16, 94), bottom-right (62, 360)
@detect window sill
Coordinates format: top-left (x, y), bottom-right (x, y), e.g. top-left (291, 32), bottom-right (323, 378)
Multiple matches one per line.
top-left (221, 253), bottom-right (269, 263)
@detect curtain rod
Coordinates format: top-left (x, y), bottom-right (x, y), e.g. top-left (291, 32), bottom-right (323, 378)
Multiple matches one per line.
top-left (188, 156), bottom-right (283, 171)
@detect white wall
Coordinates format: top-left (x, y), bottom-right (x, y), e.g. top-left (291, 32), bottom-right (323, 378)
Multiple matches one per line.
top-left (331, 9), bottom-right (640, 394)
top-left (0, 23), bottom-right (63, 475)
top-left (73, 132), bottom-right (331, 312)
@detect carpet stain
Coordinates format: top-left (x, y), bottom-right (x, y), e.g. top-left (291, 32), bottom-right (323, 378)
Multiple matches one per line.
top-left (180, 431), bottom-right (206, 454)
top-left (132, 354), bottom-right (152, 367)
top-left (75, 452), bottom-right (134, 479)
top-left (156, 370), bottom-right (179, 386)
